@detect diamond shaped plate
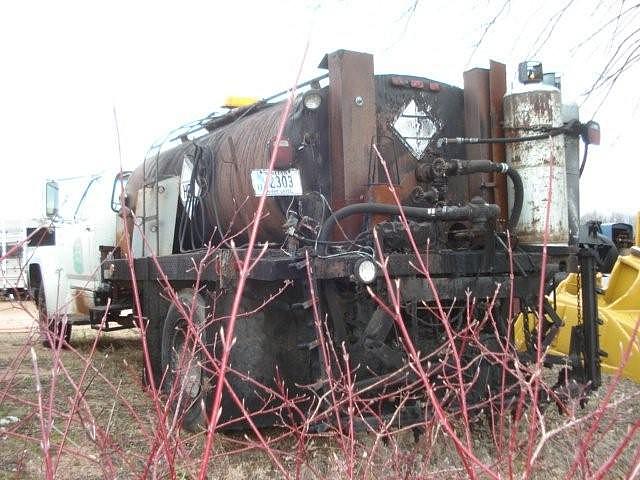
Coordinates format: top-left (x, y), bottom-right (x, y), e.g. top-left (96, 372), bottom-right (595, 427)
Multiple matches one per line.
top-left (392, 100), bottom-right (437, 159)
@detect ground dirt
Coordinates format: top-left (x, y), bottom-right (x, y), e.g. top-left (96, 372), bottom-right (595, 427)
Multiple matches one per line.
top-left (0, 301), bottom-right (638, 479)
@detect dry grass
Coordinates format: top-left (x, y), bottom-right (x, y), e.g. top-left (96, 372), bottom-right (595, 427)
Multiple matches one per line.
top-left (0, 315), bottom-right (638, 479)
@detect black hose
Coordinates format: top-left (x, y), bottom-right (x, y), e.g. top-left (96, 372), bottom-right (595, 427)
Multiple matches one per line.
top-left (505, 167), bottom-right (523, 232)
top-left (579, 143), bottom-right (589, 177)
top-left (437, 133), bottom-right (551, 147)
top-left (449, 159), bottom-right (497, 175)
top-left (317, 202), bottom-right (500, 252)
top-left (317, 160), bottom-right (523, 252)
top-left (438, 160), bottom-right (524, 231)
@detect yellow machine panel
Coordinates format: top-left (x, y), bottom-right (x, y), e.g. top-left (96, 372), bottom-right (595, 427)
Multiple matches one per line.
top-left (550, 249), bottom-right (640, 382)
top-left (516, 247), bottom-right (640, 383)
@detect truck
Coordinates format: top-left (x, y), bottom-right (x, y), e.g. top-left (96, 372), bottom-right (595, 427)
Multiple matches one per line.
top-left (28, 50), bottom-right (604, 431)
top-left (26, 173), bottom-right (135, 344)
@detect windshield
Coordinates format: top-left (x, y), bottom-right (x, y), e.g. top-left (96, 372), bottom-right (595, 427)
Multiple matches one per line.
top-left (53, 176), bottom-right (101, 221)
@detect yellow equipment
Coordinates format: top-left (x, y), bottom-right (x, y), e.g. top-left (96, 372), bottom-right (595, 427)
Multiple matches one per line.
top-left (518, 212), bottom-right (640, 383)
top-left (548, 248), bottom-right (640, 382)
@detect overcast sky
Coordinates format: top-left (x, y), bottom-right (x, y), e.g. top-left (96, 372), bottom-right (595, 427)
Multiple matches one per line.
top-left (1, 0), bottom-right (638, 222)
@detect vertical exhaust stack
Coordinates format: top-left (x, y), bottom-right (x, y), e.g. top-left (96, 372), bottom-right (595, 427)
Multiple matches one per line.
top-left (504, 61), bottom-right (569, 245)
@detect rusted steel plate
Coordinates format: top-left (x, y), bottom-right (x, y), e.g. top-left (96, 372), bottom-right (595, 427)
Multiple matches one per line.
top-left (489, 60), bottom-right (508, 225)
top-left (463, 68), bottom-right (493, 203)
top-left (326, 50), bottom-right (376, 239)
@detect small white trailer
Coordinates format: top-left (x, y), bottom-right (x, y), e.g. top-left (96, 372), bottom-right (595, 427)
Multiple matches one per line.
top-left (1, 221), bottom-right (28, 299)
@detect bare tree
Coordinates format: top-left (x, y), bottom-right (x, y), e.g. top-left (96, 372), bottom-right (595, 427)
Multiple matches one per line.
top-left (408, 0), bottom-right (639, 108)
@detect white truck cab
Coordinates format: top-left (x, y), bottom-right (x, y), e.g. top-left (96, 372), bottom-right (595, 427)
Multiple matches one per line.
top-left (27, 172), bottom-right (131, 342)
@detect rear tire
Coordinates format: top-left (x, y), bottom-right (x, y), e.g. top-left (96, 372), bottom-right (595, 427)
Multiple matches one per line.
top-left (37, 287), bottom-right (71, 348)
top-left (460, 333), bottom-right (518, 414)
top-left (215, 281), bottom-right (313, 429)
top-left (161, 282), bottom-right (313, 431)
top-left (161, 289), bottom-right (212, 432)
top-left (142, 281), bottom-right (169, 389)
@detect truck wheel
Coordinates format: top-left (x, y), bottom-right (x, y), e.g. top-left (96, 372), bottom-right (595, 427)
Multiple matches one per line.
top-left (162, 282), bottom-right (312, 431)
top-left (214, 281), bottom-right (313, 429)
top-left (142, 281), bottom-right (169, 389)
top-left (161, 289), bottom-right (212, 431)
top-left (37, 287), bottom-right (71, 348)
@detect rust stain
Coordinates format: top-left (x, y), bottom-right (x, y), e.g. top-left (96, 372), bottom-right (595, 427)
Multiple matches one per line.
top-left (115, 214), bottom-right (133, 254)
top-left (367, 173), bottom-right (417, 224)
top-left (73, 290), bottom-right (90, 315)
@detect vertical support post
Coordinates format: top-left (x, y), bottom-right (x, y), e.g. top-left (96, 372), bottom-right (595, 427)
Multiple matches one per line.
top-left (463, 63), bottom-right (508, 225)
top-left (578, 249), bottom-right (602, 388)
top-left (324, 50), bottom-right (376, 238)
top-left (563, 104), bottom-right (581, 245)
top-left (489, 61), bottom-right (508, 224)
top-left (463, 68), bottom-right (493, 204)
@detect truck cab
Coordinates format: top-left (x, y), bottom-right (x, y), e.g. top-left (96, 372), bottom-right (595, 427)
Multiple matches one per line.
top-left (27, 172), bottom-right (132, 343)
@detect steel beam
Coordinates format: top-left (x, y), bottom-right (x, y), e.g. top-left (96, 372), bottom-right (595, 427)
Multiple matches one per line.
top-left (323, 50), bottom-right (376, 239)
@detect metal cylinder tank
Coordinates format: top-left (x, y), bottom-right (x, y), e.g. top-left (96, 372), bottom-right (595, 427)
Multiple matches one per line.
top-left (503, 84), bottom-right (568, 245)
top-left (126, 95), bottom-right (332, 245)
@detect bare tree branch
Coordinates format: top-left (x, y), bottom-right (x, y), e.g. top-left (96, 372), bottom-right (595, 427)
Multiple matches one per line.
top-left (466, 0), bottom-right (511, 66)
top-left (526, 0), bottom-right (575, 58)
top-left (570, 1), bottom-right (640, 53)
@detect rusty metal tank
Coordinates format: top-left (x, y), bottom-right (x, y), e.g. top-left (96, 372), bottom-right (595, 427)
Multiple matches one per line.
top-left (504, 83), bottom-right (569, 245)
top-left (126, 95), bottom-right (332, 245)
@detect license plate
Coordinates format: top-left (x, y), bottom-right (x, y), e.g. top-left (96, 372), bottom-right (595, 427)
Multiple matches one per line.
top-left (250, 168), bottom-right (303, 196)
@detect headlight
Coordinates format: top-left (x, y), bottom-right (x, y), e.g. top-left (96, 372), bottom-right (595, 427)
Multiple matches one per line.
top-left (303, 90), bottom-right (322, 110)
top-left (355, 259), bottom-right (377, 284)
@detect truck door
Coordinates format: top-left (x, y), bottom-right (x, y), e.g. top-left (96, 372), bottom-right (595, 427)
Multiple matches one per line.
top-left (62, 176), bottom-right (117, 315)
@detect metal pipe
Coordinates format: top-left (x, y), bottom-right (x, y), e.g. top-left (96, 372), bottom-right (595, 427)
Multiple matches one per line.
top-left (563, 103), bottom-right (581, 245)
top-left (437, 121), bottom-right (586, 149)
top-left (416, 160), bottom-right (523, 231)
top-left (317, 201), bottom-right (500, 249)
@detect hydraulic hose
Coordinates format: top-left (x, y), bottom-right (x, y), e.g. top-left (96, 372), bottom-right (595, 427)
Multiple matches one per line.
top-left (437, 134), bottom-right (551, 147)
top-left (317, 202), bottom-right (500, 252)
top-left (504, 166), bottom-right (523, 232)
top-left (456, 160), bottom-right (523, 231)
top-left (436, 120), bottom-right (591, 148)
top-left (417, 159), bottom-right (523, 231)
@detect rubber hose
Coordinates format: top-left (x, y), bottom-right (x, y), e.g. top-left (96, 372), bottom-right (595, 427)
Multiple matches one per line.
top-left (505, 166), bottom-right (523, 232)
top-left (447, 160), bottom-right (523, 231)
top-left (317, 202), bottom-right (500, 252)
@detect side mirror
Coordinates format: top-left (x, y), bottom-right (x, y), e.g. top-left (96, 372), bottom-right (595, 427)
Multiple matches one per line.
top-left (45, 180), bottom-right (59, 218)
top-left (111, 171), bottom-right (132, 213)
